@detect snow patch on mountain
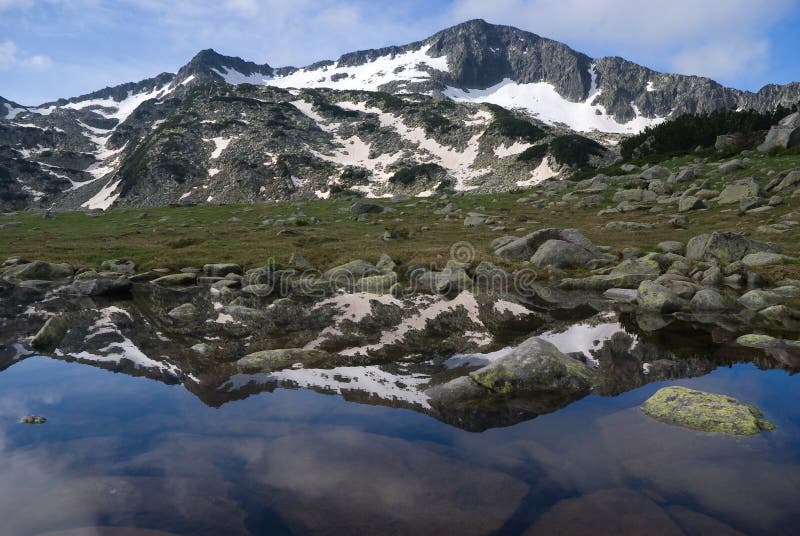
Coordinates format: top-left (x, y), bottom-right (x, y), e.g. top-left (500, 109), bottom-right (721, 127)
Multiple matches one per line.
top-left (82, 178), bottom-right (122, 210)
top-left (32, 82), bottom-right (173, 125)
top-left (211, 67), bottom-right (271, 85)
top-left (337, 100), bottom-right (484, 190)
top-left (494, 141), bottom-right (531, 158)
top-left (270, 45), bottom-right (449, 92)
top-left (445, 78), bottom-right (665, 134)
top-left (516, 156), bottom-right (558, 187)
top-left (3, 102), bottom-right (27, 120)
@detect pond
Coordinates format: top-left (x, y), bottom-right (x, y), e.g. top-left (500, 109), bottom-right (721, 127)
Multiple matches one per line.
top-left (2, 303), bottom-right (799, 535)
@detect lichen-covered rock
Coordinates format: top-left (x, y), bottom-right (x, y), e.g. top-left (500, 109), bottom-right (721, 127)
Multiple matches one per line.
top-left (741, 252), bottom-right (793, 268)
top-left (717, 177), bottom-right (761, 204)
top-left (689, 288), bottom-right (733, 311)
top-left (678, 196), bottom-right (705, 212)
top-left (640, 386), bottom-right (775, 435)
top-left (31, 315), bottom-right (68, 352)
top-left (469, 337), bottom-right (594, 396)
top-left (758, 112), bottom-right (800, 152)
top-left (686, 231), bottom-right (781, 264)
top-left (636, 280), bottom-right (686, 313)
top-left (738, 290), bottom-right (787, 311)
top-left (237, 348), bottom-right (342, 373)
top-left (2, 261), bottom-right (74, 281)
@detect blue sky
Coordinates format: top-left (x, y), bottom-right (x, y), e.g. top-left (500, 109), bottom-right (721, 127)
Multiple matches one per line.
top-left (1, 0), bottom-right (799, 105)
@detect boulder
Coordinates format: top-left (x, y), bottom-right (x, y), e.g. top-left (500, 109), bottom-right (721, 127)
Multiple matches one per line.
top-left (641, 165), bottom-right (670, 180)
top-left (530, 239), bottom-right (598, 269)
top-left (636, 280), bottom-right (686, 313)
top-left (689, 289), bottom-right (733, 311)
top-left (678, 196), bottom-right (705, 212)
top-left (686, 231), bottom-right (781, 264)
top-left (603, 288), bottom-right (638, 303)
top-left (657, 241), bottom-right (685, 255)
top-left (758, 112), bottom-right (800, 152)
top-left (741, 252), bottom-right (792, 268)
top-left (69, 277), bottom-right (132, 297)
top-left (640, 386), bottom-right (775, 435)
top-left (31, 315), bottom-right (68, 352)
top-left (350, 202), bottom-right (385, 215)
top-left (738, 289), bottom-right (787, 311)
top-left (2, 261), bottom-right (73, 281)
top-left (772, 169), bottom-right (800, 192)
top-left (203, 263), bottom-right (243, 277)
top-left (559, 273), bottom-right (651, 291)
top-left (469, 337), bottom-right (594, 396)
top-left (151, 273), bottom-right (197, 286)
top-left (495, 228), bottom-right (598, 261)
top-left (718, 177), bottom-right (761, 204)
top-left (717, 160), bottom-right (745, 175)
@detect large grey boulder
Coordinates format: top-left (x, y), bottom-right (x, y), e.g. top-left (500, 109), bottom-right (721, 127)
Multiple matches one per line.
top-left (686, 231), bottom-right (781, 264)
top-left (350, 202), bottom-right (385, 215)
top-left (69, 277), bottom-right (132, 297)
top-left (2, 261), bottom-right (73, 281)
top-left (469, 337), bottom-right (594, 396)
top-left (530, 239), bottom-right (597, 269)
top-left (495, 228), bottom-right (597, 262)
top-left (636, 280), bottom-right (686, 313)
top-left (758, 112), bottom-right (800, 152)
top-left (772, 169), bottom-right (800, 192)
top-left (718, 177), bottom-right (761, 204)
top-left (678, 196), bottom-right (705, 212)
top-left (689, 288), bottom-right (733, 311)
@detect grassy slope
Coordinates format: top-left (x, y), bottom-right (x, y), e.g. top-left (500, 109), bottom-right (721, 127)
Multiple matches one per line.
top-left (2, 152), bottom-right (800, 279)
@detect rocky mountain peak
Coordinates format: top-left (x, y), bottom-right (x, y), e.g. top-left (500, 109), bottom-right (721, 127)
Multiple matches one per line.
top-left (175, 48), bottom-right (273, 86)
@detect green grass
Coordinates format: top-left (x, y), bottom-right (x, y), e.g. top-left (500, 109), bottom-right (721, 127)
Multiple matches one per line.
top-left (2, 153), bottom-right (800, 281)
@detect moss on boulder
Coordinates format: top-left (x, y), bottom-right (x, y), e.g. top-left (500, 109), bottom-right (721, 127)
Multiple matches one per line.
top-left (640, 386), bottom-right (775, 436)
top-left (237, 348), bottom-right (344, 373)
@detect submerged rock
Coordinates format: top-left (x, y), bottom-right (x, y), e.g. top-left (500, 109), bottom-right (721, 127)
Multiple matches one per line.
top-left (736, 334), bottom-right (800, 350)
top-left (640, 386), bottom-right (775, 435)
top-left (20, 415), bottom-right (47, 425)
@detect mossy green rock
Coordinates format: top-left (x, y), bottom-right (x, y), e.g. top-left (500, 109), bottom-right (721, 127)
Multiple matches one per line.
top-left (237, 348), bottom-right (340, 373)
top-left (640, 386), bottom-right (775, 435)
top-left (470, 337), bottom-right (594, 396)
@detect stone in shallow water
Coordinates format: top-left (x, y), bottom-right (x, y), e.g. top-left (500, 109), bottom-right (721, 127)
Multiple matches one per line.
top-left (237, 348), bottom-right (340, 373)
top-left (470, 336), bottom-right (594, 396)
top-left (640, 386), bottom-right (775, 435)
top-left (736, 333), bottom-right (800, 350)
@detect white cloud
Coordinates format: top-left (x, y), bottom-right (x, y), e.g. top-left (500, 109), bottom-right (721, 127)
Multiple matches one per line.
top-left (671, 40), bottom-right (770, 80)
top-left (448, 0), bottom-right (794, 84)
top-left (0, 39), bottom-right (52, 70)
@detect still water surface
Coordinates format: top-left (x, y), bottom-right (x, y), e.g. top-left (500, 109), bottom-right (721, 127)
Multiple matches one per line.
top-left (1, 354), bottom-right (799, 535)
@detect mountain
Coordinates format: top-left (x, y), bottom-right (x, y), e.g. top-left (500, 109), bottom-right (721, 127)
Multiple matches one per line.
top-left (1, 19), bottom-right (798, 211)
